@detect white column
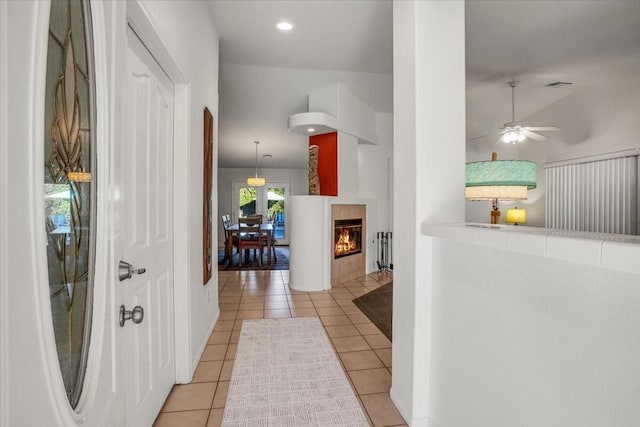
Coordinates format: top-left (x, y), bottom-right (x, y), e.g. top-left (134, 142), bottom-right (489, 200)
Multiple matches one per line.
top-left (337, 132), bottom-right (359, 198)
top-left (289, 196), bottom-right (331, 291)
top-left (391, 1), bottom-right (466, 425)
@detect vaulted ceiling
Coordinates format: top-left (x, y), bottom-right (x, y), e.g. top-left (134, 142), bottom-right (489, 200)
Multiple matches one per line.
top-left (208, 0), bottom-right (640, 168)
top-left (465, 0), bottom-right (640, 144)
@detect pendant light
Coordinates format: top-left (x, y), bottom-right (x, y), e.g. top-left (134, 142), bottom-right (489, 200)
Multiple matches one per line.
top-left (246, 140), bottom-right (266, 187)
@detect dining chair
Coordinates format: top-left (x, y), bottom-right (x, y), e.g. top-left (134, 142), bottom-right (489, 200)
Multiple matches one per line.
top-left (237, 219), bottom-right (266, 267)
top-left (239, 215), bottom-right (262, 237)
top-left (260, 215), bottom-right (278, 263)
top-left (220, 214), bottom-right (237, 263)
top-left (246, 214), bottom-right (263, 223)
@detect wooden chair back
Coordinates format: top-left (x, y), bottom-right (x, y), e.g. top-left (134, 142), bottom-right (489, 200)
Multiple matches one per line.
top-left (246, 214), bottom-right (263, 223)
top-left (239, 216), bottom-right (262, 226)
top-left (221, 214), bottom-right (232, 230)
top-left (239, 222), bottom-right (261, 235)
top-left (237, 219), bottom-right (265, 267)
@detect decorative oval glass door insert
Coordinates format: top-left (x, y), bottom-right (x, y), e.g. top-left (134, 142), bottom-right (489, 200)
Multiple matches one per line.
top-left (43, 0), bottom-right (96, 409)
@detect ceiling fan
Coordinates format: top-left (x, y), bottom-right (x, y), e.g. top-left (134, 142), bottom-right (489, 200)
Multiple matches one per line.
top-left (497, 80), bottom-right (559, 144)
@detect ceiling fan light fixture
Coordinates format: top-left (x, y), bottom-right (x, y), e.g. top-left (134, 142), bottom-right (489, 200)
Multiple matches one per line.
top-left (495, 80), bottom-right (559, 143)
top-left (502, 129), bottom-right (526, 144)
top-left (276, 21), bottom-right (293, 31)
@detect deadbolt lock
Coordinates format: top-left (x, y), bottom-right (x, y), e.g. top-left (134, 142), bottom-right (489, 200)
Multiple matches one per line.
top-left (118, 260), bottom-right (146, 281)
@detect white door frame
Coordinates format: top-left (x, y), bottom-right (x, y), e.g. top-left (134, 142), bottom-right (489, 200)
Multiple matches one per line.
top-left (263, 182), bottom-right (291, 245)
top-left (126, 1), bottom-right (192, 383)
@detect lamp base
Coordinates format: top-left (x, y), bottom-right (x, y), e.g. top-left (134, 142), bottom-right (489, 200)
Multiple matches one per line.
top-left (490, 208), bottom-right (500, 224)
top-left (490, 198), bottom-right (500, 224)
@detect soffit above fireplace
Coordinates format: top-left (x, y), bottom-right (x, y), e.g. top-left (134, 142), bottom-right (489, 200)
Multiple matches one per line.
top-left (287, 84), bottom-right (379, 145)
top-left (288, 112), bottom-right (378, 145)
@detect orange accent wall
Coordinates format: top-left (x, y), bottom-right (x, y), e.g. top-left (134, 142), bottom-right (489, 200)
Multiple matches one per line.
top-left (310, 132), bottom-right (338, 196)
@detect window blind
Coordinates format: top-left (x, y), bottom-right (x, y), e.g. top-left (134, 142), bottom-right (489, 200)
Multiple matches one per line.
top-left (545, 154), bottom-right (638, 235)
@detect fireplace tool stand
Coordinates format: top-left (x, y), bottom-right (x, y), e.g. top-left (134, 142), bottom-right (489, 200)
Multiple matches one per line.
top-left (376, 231), bottom-right (393, 274)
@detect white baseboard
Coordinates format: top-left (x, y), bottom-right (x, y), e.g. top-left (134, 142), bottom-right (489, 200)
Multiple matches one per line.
top-left (186, 311), bottom-right (219, 384)
top-left (389, 387), bottom-right (435, 427)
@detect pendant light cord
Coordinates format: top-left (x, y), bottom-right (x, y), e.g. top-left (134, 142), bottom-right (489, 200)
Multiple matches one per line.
top-left (253, 140), bottom-right (259, 178)
top-left (511, 85), bottom-right (515, 122)
top-left (510, 80), bottom-right (516, 122)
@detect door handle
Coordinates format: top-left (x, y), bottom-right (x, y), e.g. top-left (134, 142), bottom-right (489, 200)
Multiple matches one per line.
top-left (119, 305), bottom-right (144, 327)
top-left (118, 260), bottom-right (146, 281)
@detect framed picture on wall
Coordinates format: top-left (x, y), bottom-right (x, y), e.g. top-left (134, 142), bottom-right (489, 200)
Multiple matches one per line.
top-left (203, 107), bottom-right (214, 284)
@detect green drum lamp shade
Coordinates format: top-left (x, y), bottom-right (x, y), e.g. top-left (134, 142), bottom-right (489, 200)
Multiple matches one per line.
top-left (465, 152), bottom-right (537, 223)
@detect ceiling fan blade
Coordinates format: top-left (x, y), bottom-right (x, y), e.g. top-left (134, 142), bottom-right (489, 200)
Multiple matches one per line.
top-left (522, 129), bottom-right (549, 141)
top-left (526, 126), bottom-right (559, 131)
top-left (468, 134), bottom-right (489, 142)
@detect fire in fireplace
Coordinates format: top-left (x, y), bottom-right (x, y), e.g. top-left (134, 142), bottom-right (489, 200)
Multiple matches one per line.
top-left (334, 218), bottom-right (363, 259)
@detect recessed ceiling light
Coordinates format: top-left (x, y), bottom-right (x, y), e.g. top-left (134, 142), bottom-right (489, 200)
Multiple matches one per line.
top-left (307, 128), bottom-right (315, 132)
top-left (276, 22), bottom-right (293, 31)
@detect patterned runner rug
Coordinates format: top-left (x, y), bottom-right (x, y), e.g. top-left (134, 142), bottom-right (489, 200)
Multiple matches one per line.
top-left (223, 317), bottom-right (368, 426)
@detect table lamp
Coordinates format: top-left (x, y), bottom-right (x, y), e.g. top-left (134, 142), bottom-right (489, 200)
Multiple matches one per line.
top-left (465, 152), bottom-right (536, 224)
top-left (506, 207), bottom-right (527, 225)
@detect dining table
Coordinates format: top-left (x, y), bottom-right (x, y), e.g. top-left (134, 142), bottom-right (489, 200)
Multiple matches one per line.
top-left (222, 222), bottom-right (274, 267)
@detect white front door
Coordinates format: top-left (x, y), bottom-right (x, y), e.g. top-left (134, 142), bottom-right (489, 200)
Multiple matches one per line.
top-left (122, 27), bottom-right (175, 427)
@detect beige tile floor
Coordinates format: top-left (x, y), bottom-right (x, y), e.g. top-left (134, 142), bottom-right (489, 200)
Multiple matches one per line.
top-left (154, 270), bottom-right (405, 427)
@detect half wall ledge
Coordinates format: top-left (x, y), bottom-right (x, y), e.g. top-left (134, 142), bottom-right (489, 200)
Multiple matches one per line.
top-left (422, 223), bottom-right (640, 275)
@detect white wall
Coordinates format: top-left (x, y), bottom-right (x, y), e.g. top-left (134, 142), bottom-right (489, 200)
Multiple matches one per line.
top-left (338, 132), bottom-right (359, 198)
top-left (392, 1), bottom-right (466, 425)
top-left (359, 113), bottom-right (394, 231)
top-left (428, 236), bottom-right (640, 427)
top-left (309, 83), bottom-right (378, 133)
top-left (0, 1), bottom-right (8, 425)
top-left (217, 168), bottom-right (307, 245)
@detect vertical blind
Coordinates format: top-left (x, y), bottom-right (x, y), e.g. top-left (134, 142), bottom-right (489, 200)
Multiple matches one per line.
top-left (545, 154), bottom-right (639, 235)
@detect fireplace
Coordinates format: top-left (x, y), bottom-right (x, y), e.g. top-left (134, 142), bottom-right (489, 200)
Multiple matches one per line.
top-left (334, 219), bottom-right (363, 259)
top-left (330, 204), bottom-right (366, 286)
